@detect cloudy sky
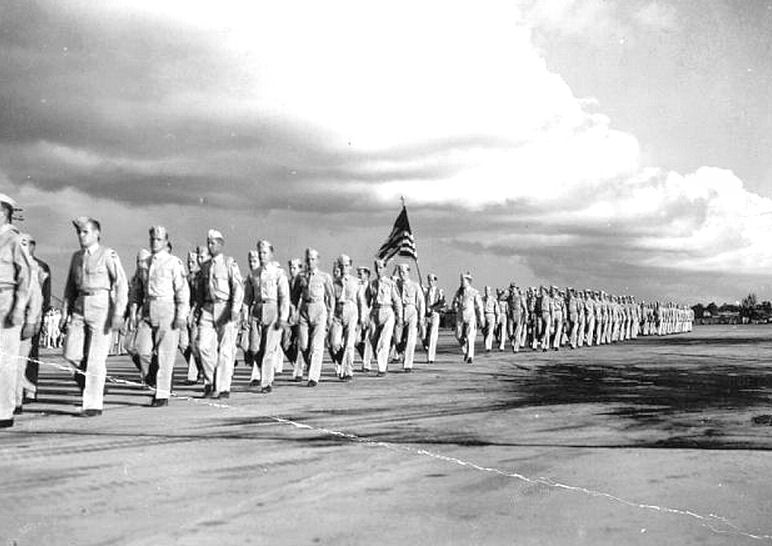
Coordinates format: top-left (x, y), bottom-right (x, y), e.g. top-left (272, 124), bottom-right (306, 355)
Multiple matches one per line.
top-left (1, 0), bottom-right (771, 303)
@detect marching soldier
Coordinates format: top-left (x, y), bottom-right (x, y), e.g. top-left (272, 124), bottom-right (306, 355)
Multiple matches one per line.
top-left (0, 194), bottom-right (32, 428)
top-left (15, 234), bottom-right (43, 413)
top-left (567, 288), bottom-right (580, 349)
top-left (330, 254), bottom-right (363, 380)
top-left (575, 290), bottom-right (586, 348)
top-left (423, 273), bottom-right (444, 363)
top-left (495, 288), bottom-right (508, 351)
top-left (298, 248), bottom-right (334, 387)
top-left (181, 249), bottom-right (203, 385)
top-left (61, 216), bottom-right (128, 417)
top-left (242, 241), bottom-right (289, 393)
top-left (368, 258), bottom-right (402, 376)
top-left (20, 234), bottom-right (50, 402)
top-left (356, 265), bottom-right (374, 371)
top-left (286, 258), bottom-right (306, 381)
top-left (507, 284), bottom-right (525, 353)
top-left (132, 226), bottom-right (189, 407)
top-left (395, 263), bottom-right (425, 371)
top-left (538, 286), bottom-right (552, 352)
top-left (452, 272), bottom-right (483, 364)
top-left (196, 229), bottom-right (243, 399)
top-left (549, 286), bottom-right (564, 350)
top-left (481, 285), bottom-right (499, 352)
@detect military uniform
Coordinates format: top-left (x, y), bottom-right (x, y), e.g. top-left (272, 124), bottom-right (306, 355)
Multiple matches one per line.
top-left (133, 233), bottom-right (189, 404)
top-left (368, 267), bottom-right (402, 374)
top-left (16, 236), bottom-right (42, 410)
top-left (330, 266), bottom-right (362, 379)
top-left (62, 219), bottom-right (128, 414)
top-left (22, 241), bottom-right (50, 400)
top-left (395, 266), bottom-right (424, 371)
top-left (423, 280), bottom-right (444, 363)
top-left (298, 265), bottom-right (334, 385)
top-left (0, 208), bottom-right (32, 426)
top-left (196, 235), bottom-right (244, 397)
top-left (286, 262), bottom-right (306, 380)
top-left (452, 275), bottom-right (483, 363)
top-left (243, 259), bottom-right (289, 390)
top-left (481, 288), bottom-right (499, 352)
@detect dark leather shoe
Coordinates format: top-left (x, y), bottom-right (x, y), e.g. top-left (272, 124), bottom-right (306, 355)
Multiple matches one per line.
top-left (307, 380), bottom-right (318, 387)
top-left (293, 376), bottom-right (303, 383)
top-left (249, 380), bottom-right (261, 389)
top-left (403, 368), bottom-right (412, 373)
top-left (13, 406), bottom-right (22, 415)
top-left (376, 371), bottom-right (386, 377)
top-left (182, 379), bottom-right (198, 386)
top-left (150, 398), bottom-right (169, 407)
top-left (216, 391), bottom-right (230, 399)
top-left (260, 385), bottom-right (272, 394)
top-left (82, 409), bottom-right (103, 417)
top-left (203, 385), bottom-right (214, 398)
top-left (0, 419), bottom-right (13, 428)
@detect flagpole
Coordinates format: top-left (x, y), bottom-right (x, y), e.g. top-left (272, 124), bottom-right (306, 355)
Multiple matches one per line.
top-left (401, 196), bottom-right (425, 289)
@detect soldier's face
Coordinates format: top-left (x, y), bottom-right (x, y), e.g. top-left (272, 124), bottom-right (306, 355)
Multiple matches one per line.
top-left (257, 245), bottom-right (271, 265)
top-left (77, 224), bottom-right (98, 248)
top-left (306, 251), bottom-right (319, 270)
top-left (428, 277), bottom-right (436, 287)
top-left (358, 270), bottom-right (369, 282)
top-left (398, 267), bottom-right (408, 280)
top-left (341, 262), bottom-right (352, 276)
top-left (289, 263), bottom-right (301, 277)
top-left (197, 249), bottom-right (209, 266)
top-left (207, 238), bottom-right (223, 257)
top-left (187, 256), bottom-right (197, 270)
top-left (248, 255), bottom-right (259, 270)
top-left (149, 234), bottom-right (166, 254)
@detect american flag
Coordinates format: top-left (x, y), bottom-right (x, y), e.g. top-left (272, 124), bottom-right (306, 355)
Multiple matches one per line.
top-left (377, 205), bottom-right (417, 261)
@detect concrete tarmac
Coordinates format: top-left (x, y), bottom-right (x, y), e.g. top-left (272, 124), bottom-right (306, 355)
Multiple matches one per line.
top-left (1, 326), bottom-right (771, 545)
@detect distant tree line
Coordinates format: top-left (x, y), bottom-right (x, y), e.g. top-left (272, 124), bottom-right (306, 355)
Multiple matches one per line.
top-left (692, 293), bottom-right (772, 324)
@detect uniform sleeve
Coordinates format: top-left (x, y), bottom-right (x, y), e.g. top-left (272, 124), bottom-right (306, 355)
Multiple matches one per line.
top-left (106, 249), bottom-right (129, 320)
top-left (62, 253), bottom-right (78, 314)
top-left (229, 260), bottom-right (244, 311)
top-left (25, 265), bottom-right (43, 327)
top-left (173, 259), bottom-right (190, 321)
top-left (11, 239), bottom-right (33, 321)
top-left (416, 282), bottom-right (425, 321)
top-left (277, 270), bottom-right (290, 323)
top-left (242, 274), bottom-right (254, 313)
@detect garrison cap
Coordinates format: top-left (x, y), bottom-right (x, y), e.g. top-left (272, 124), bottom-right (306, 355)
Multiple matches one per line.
top-left (149, 225), bottom-right (168, 239)
top-left (289, 258), bottom-right (302, 268)
top-left (187, 250), bottom-right (197, 261)
top-left (0, 193), bottom-right (18, 209)
top-left (337, 253), bottom-right (352, 266)
top-left (248, 249), bottom-right (259, 260)
top-left (460, 271), bottom-right (472, 281)
top-left (72, 216), bottom-right (98, 231)
top-left (428, 272), bottom-right (438, 281)
top-left (257, 239), bottom-right (273, 252)
top-left (356, 265), bottom-right (371, 274)
top-left (207, 229), bottom-right (224, 241)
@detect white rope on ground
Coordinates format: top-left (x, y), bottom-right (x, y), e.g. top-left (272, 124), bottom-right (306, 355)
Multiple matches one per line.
top-left (3, 350), bottom-right (772, 542)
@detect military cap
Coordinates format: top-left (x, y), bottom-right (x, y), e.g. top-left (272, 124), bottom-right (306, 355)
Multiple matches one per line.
top-left (248, 249), bottom-right (259, 260)
top-left (337, 253), bottom-right (352, 266)
top-left (289, 258), bottom-right (302, 268)
top-left (72, 216), bottom-right (99, 231)
top-left (149, 225), bottom-right (168, 239)
top-left (460, 271), bottom-right (472, 281)
top-left (257, 239), bottom-right (273, 252)
top-left (187, 250), bottom-right (197, 261)
top-left (207, 229), bottom-right (224, 241)
top-left (428, 273), bottom-right (438, 281)
top-left (509, 281), bottom-right (516, 287)
top-left (356, 265), bottom-right (371, 274)
top-left (21, 233), bottom-right (35, 244)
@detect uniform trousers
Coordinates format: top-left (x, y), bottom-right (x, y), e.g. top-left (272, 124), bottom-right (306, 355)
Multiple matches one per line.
top-left (483, 312), bottom-right (496, 351)
top-left (369, 306), bottom-right (395, 373)
top-left (0, 290), bottom-right (21, 421)
top-left (330, 301), bottom-right (358, 377)
top-left (425, 312), bottom-right (440, 362)
top-left (509, 313), bottom-right (523, 352)
top-left (551, 314), bottom-right (564, 349)
top-left (299, 301), bottom-right (328, 383)
top-left (455, 316), bottom-right (477, 361)
top-left (63, 292), bottom-right (112, 411)
top-left (399, 305), bottom-right (418, 370)
top-left (496, 314), bottom-right (507, 351)
top-left (246, 302), bottom-right (282, 387)
top-left (136, 300), bottom-right (180, 400)
top-left (198, 302), bottom-right (237, 393)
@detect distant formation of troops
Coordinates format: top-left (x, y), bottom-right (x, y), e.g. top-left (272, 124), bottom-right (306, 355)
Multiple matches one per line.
top-left (0, 193), bottom-right (694, 427)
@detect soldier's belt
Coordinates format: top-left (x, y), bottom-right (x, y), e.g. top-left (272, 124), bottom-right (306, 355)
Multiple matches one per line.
top-left (371, 303), bottom-right (392, 309)
top-left (78, 288), bottom-right (109, 296)
top-left (146, 295), bottom-right (175, 302)
top-left (303, 297), bottom-right (324, 303)
top-left (254, 299), bottom-right (277, 305)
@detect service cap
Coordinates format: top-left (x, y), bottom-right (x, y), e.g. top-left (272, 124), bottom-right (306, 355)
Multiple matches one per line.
top-left (207, 229), bottom-right (224, 241)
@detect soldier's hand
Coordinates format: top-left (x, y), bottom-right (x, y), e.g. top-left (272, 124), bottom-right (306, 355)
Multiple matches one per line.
top-left (110, 315), bottom-right (124, 331)
top-left (21, 323), bottom-right (35, 340)
top-left (173, 317), bottom-right (187, 330)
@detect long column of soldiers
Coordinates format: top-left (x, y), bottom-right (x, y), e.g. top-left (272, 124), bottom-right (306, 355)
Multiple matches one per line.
top-left (0, 194), bottom-right (694, 427)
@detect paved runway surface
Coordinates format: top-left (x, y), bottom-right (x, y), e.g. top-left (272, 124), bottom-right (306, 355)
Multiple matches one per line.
top-left (2, 326), bottom-right (772, 545)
